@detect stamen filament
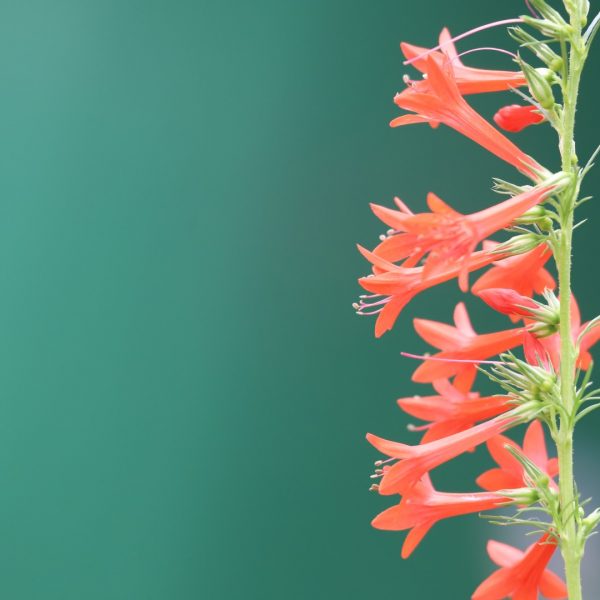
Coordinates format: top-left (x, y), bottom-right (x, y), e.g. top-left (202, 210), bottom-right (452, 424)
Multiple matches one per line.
top-left (400, 352), bottom-right (504, 365)
top-left (456, 47), bottom-right (518, 61)
top-left (403, 18), bottom-right (524, 66)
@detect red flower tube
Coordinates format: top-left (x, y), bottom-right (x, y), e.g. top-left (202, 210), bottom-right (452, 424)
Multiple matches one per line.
top-left (356, 249), bottom-right (499, 338)
top-left (472, 534), bottom-right (567, 600)
top-left (398, 378), bottom-right (510, 444)
top-left (367, 414), bottom-right (516, 496)
top-left (471, 243), bottom-right (556, 297)
top-left (391, 57), bottom-right (545, 179)
top-left (372, 474), bottom-right (509, 558)
top-left (370, 184), bottom-right (553, 290)
top-left (410, 303), bottom-right (524, 384)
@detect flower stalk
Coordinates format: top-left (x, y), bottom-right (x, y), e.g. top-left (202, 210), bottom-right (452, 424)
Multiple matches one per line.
top-left (555, 3), bottom-right (589, 598)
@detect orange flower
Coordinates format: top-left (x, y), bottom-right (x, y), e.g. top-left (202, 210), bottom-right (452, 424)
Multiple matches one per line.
top-left (356, 249), bottom-right (498, 337)
top-left (367, 414), bottom-right (516, 496)
top-left (471, 243), bottom-right (555, 297)
top-left (398, 378), bottom-right (510, 444)
top-left (411, 303), bottom-right (524, 385)
top-left (370, 185), bottom-right (552, 290)
top-left (472, 534), bottom-right (567, 600)
top-left (371, 474), bottom-right (508, 558)
top-left (401, 28), bottom-right (527, 95)
top-left (477, 421), bottom-right (558, 491)
top-left (391, 56), bottom-right (545, 179)
top-left (494, 104), bottom-right (545, 132)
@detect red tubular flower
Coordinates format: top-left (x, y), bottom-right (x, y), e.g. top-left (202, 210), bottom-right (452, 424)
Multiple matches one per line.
top-left (370, 185), bottom-right (552, 290)
top-left (477, 420), bottom-right (558, 491)
top-left (356, 248), bottom-right (499, 337)
top-left (398, 378), bottom-right (511, 444)
top-left (401, 28), bottom-right (527, 95)
top-left (391, 56), bottom-right (545, 179)
top-left (411, 303), bottom-right (524, 385)
top-left (367, 414), bottom-right (516, 496)
top-left (472, 534), bottom-right (567, 600)
top-left (372, 474), bottom-right (508, 558)
top-left (494, 104), bottom-right (545, 132)
top-left (471, 243), bottom-right (556, 297)
top-left (476, 288), bottom-right (539, 322)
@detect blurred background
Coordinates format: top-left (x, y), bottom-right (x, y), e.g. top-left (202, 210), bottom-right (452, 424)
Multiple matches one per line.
top-left (0, 0), bottom-right (599, 598)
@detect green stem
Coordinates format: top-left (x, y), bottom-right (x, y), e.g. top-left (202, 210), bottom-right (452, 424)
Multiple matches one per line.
top-left (557, 217), bottom-right (582, 600)
top-left (556, 6), bottom-right (587, 598)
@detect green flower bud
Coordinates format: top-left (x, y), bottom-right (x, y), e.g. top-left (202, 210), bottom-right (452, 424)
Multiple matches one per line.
top-left (549, 57), bottom-right (563, 72)
top-left (520, 59), bottom-right (555, 109)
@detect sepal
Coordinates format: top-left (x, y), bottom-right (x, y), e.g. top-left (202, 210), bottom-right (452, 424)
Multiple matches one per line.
top-left (509, 26), bottom-right (563, 70)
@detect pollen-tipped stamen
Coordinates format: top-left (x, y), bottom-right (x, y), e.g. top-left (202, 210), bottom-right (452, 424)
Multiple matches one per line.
top-left (355, 295), bottom-right (392, 316)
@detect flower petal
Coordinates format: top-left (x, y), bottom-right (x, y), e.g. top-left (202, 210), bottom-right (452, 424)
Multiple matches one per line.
top-left (401, 521), bottom-right (435, 558)
top-left (539, 569), bottom-right (568, 599)
top-left (366, 433), bottom-right (414, 459)
top-left (472, 566), bottom-right (515, 600)
top-left (413, 318), bottom-right (465, 351)
top-left (522, 420), bottom-right (549, 468)
top-left (486, 539), bottom-right (524, 568)
top-left (486, 435), bottom-right (521, 473)
top-left (476, 468), bottom-right (520, 492)
top-left (454, 302), bottom-right (476, 337)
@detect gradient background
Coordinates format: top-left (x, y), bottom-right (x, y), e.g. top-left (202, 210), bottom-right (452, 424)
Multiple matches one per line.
top-left (0, 0), bottom-right (599, 598)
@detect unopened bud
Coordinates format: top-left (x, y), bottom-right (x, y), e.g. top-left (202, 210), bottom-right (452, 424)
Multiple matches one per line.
top-left (519, 60), bottom-right (555, 109)
top-left (515, 205), bottom-right (547, 226)
top-left (549, 57), bottom-right (563, 72)
top-left (497, 234), bottom-right (544, 256)
top-left (581, 508), bottom-right (600, 536)
top-left (521, 15), bottom-right (572, 38)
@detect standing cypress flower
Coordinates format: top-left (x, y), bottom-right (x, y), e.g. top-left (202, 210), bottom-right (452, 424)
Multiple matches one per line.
top-left (472, 535), bottom-right (567, 600)
top-left (356, 4), bottom-right (599, 599)
top-left (391, 57), bottom-right (546, 178)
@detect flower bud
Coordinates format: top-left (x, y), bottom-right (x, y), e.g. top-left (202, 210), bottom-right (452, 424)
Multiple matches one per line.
top-left (497, 234), bottom-right (544, 256)
top-left (494, 105), bottom-right (545, 133)
top-left (581, 508), bottom-right (600, 537)
top-left (519, 60), bottom-right (555, 110)
top-left (509, 27), bottom-right (562, 69)
top-left (549, 57), bottom-right (563, 72)
top-left (521, 16), bottom-right (572, 38)
top-left (527, 0), bottom-right (569, 23)
top-left (477, 288), bottom-right (538, 317)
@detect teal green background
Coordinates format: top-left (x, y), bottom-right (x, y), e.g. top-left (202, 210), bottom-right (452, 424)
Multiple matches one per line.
top-left (1, 0), bottom-right (599, 598)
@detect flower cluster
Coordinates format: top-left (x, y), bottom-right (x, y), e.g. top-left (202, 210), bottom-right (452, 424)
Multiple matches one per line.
top-left (354, 3), bottom-right (600, 598)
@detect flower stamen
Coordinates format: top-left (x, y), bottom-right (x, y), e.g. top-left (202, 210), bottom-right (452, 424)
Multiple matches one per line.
top-left (403, 19), bottom-right (524, 66)
top-left (401, 351), bottom-right (504, 365)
